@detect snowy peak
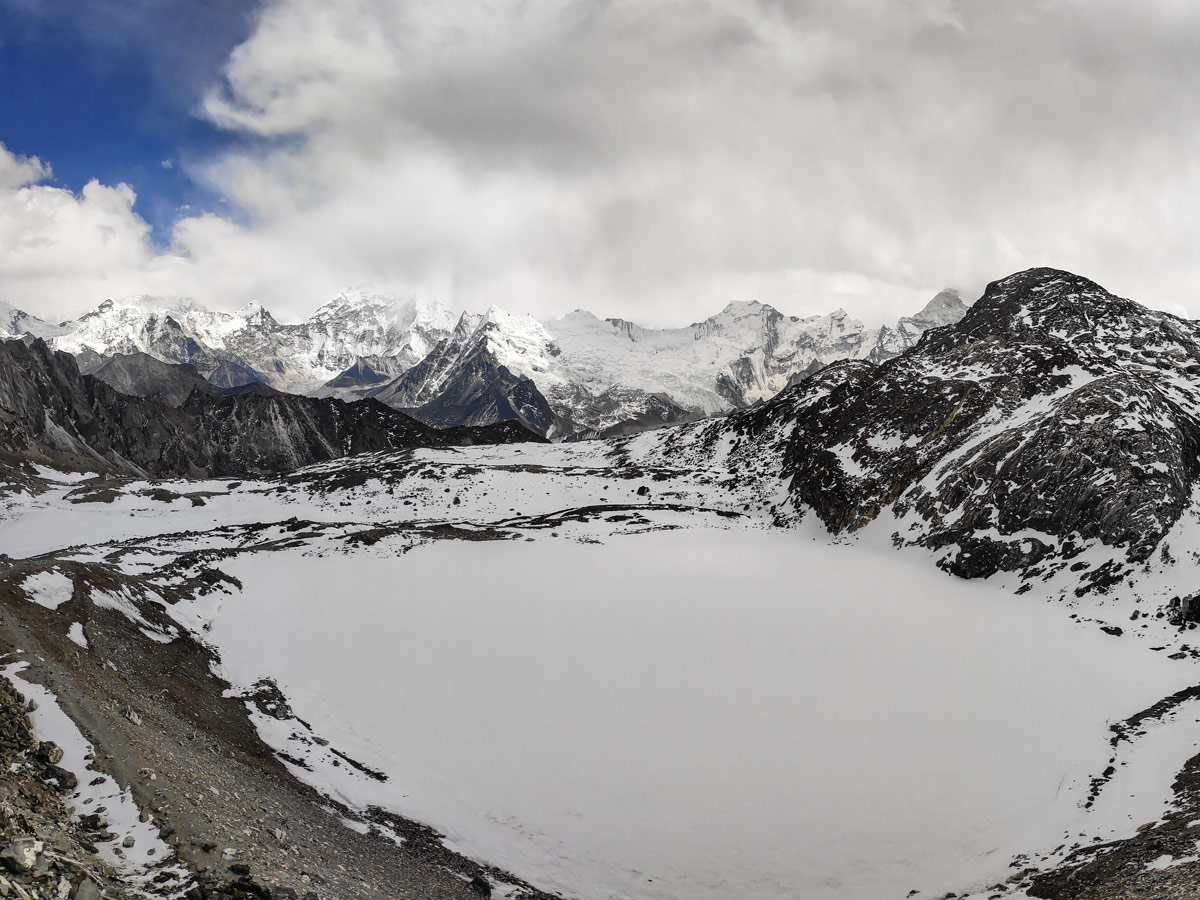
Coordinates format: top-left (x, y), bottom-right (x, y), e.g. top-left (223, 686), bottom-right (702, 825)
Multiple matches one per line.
top-left (0, 300), bottom-right (66, 341)
top-left (309, 289), bottom-right (455, 333)
top-left (370, 303), bottom-right (557, 435)
top-left (908, 288), bottom-right (968, 328)
top-left (235, 300), bottom-right (278, 329)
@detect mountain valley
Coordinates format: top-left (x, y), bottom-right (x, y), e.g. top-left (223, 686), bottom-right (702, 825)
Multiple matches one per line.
top-left (1, 269), bottom-right (1200, 900)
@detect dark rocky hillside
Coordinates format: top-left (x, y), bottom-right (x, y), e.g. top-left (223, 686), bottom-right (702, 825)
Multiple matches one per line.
top-left (92, 352), bottom-right (212, 406)
top-left (670, 267), bottom-right (1200, 589)
top-left (0, 339), bottom-right (543, 478)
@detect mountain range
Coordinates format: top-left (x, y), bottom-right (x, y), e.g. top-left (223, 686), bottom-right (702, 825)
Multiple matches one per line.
top-left (0, 289), bottom-right (969, 438)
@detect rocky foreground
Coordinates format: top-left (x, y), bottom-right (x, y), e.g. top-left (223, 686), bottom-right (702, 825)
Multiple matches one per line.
top-left (0, 670), bottom-right (301, 900)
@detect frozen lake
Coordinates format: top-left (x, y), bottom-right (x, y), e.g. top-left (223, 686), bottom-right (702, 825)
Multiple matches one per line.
top-left (208, 528), bottom-right (1199, 900)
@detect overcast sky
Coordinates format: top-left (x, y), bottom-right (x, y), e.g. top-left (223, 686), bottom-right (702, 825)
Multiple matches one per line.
top-left (2, 0), bottom-right (1199, 326)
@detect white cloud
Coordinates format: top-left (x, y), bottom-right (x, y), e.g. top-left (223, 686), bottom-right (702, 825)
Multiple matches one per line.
top-left (0, 144), bottom-right (50, 192)
top-left (8, 1), bottom-right (1200, 326)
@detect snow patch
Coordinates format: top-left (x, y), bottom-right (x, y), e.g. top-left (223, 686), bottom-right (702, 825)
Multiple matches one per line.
top-left (21, 570), bottom-right (74, 609)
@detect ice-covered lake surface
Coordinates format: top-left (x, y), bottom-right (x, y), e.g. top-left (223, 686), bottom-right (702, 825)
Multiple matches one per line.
top-left (203, 527), bottom-right (1200, 900)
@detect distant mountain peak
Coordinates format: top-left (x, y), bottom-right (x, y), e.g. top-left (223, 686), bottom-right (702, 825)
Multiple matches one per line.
top-left (906, 288), bottom-right (969, 329)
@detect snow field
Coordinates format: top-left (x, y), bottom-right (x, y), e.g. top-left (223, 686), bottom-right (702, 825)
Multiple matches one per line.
top-left (198, 529), bottom-right (1200, 900)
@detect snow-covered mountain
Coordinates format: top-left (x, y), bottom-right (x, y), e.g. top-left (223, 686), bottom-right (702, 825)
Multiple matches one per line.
top-left (47, 291), bottom-right (459, 394)
top-left (618, 267), bottom-right (1200, 589)
top-left (5, 287), bottom-right (968, 437)
top-left (369, 291), bottom-right (969, 437)
top-left (0, 300), bottom-right (69, 341)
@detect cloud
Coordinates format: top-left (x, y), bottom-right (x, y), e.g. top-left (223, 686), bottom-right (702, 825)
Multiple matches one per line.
top-left (0, 143), bottom-right (159, 317)
top-left (0, 144), bottom-right (50, 192)
top-left (7, 1), bottom-right (1200, 325)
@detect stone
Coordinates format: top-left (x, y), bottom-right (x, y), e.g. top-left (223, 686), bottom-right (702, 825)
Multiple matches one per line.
top-left (1168, 594), bottom-right (1200, 627)
top-left (43, 766), bottom-right (77, 792)
top-left (34, 742), bottom-right (62, 766)
top-left (119, 705), bottom-right (142, 726)
top-left (78, 813), bottom-right (106, 832)
top-left (0, 839), bottom-right (42, 874)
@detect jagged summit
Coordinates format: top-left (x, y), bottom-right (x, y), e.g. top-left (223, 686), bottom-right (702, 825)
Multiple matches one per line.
top-left (0, 299), bottom-right (68, 340)
top-left (960, 268), bottom-right (1127, 333)
top-left (908, 288), bottom-right (968, 327)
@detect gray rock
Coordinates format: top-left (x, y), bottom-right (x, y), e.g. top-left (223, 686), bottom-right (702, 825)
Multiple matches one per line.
top-left (0, 838), bottom-right (42, 873)
top-left (34, 741), bottom-right (62, 766)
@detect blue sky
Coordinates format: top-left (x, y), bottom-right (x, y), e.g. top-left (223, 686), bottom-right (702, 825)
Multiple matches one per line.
top-left (0, 0), bottom-right (260, 242)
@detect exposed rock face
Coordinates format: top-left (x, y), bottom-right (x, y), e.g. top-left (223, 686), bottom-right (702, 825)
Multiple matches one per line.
top-left (372, 310), bottom-right (559, 435)
top-left (0, 340), bottom-right (543, 477)
top-left (206, 359), bottom-right (263, 389)
top-left (319, 358), bottom-right (392, 392)
top-left (92, 352), bottom-right (212, 406)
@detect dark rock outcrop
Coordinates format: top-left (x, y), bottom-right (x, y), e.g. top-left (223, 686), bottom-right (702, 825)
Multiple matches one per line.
top-left (92, 352), bottom-right (213, 406)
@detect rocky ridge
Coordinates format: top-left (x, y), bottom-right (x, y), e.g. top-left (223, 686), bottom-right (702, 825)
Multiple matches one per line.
top-left (0, 339), bottom-right (542, 478)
